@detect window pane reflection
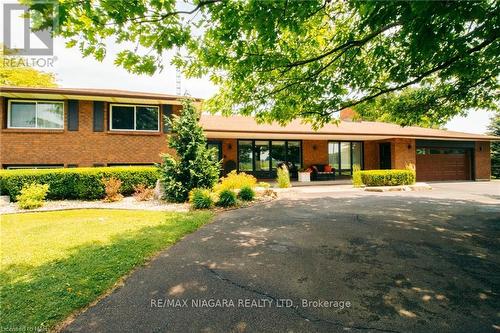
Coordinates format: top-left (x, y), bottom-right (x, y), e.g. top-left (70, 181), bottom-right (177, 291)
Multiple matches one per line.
top-left (238, 140), bottom-right (253, 171)
top-left (254, 141), bottom-right (270, 171)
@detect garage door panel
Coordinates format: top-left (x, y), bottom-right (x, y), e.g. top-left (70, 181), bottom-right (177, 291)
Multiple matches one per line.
top-left (416, 153), bottom-right (470, 181)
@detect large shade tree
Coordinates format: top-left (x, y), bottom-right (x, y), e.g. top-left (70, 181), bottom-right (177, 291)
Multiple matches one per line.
top-left (25, 0), bottom-right (499, 126)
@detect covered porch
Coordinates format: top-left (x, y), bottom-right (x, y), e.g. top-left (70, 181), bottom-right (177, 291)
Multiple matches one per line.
top-left (206, 137), bottom-right (412, 181)
top-left (201, 114), bottom-right (493, 182)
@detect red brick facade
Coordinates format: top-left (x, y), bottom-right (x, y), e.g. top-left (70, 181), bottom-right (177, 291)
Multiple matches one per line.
top-left (363, 141), bottom-right (379, 170)
top-left (0, 97), bottom-right (179, 168)
top-left (0, 95), bottom-right (493, 181)
top-left (391, 138), bottom-right (416, 169)
top-left (303, 140), bottom-right (329, 166)
top-left (363, 138), bottom-right (416, 170)
top-left (475, 141), bottom-right (491, 180)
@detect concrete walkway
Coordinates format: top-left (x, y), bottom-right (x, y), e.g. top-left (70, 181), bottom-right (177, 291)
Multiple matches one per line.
top-left (63, 182), bottom-right (500, 333)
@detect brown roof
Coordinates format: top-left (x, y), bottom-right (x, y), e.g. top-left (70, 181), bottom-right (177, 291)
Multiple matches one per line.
top-left (0, 86), bottom-right (201, 102)
top-left (200, 115), bottom-right (499, 141)
top-left (1, 86), bottom-right (497, 141)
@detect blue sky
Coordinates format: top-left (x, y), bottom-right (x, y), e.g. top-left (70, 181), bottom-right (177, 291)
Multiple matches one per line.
top-left (49, 37), bottom-right (494, 135)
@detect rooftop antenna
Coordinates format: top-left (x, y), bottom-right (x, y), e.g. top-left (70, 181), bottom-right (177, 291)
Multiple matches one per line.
top-left (175, 47), bottom-right (182, 95)
top-left (175, 68), bottom-right (182, 96)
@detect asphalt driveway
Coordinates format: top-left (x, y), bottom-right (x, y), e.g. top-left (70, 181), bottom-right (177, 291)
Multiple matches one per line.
top-left (64, 182), bottom-right (500, 333)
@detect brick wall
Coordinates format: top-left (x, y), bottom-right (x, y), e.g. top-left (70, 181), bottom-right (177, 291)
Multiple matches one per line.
top-left (363, 141), bottom-right (379, 169)
top-left (363, 139), bottom-right (416, 170)
top-left (220, 139), bottom-right (237, 163)
top-left (391, 138), bottom-right (416, 169)
top-left (475, 141), bottom-right (491, 180)
top-left (303, 140), bottom-right (329, 167)
top-left (0, 98), bottom-right (180, 167)
top-left (220, 138), bottom-right (237, 173)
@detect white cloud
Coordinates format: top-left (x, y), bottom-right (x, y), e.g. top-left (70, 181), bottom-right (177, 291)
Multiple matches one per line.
top-left (444, 110), bottom-right (494, 135)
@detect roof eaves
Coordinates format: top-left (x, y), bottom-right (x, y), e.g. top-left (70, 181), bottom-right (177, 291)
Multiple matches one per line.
top-left (0, 86), bottom-right (203, 102)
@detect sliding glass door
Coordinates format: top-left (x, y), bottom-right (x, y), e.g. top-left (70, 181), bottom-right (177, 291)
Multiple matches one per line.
top-left (254, 140), bottom-right (270, 178)
top-left (328, 141), bottom-right (363, 176)
top-left (271, 141), bottom-right (286, 170)
top-left (340, 142), bottom-right (351, 175)
top-left (238, 140), bottom-right (301, 178)
top-left (238, 140), bottom-right (253, 172)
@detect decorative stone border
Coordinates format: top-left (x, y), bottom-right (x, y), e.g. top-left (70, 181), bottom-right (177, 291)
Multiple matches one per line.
top-left (364, 183), bottom-right (432, 192)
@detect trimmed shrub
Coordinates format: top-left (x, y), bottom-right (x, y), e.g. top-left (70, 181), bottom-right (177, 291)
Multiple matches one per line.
top-left (216, 170), bottom-right (257, 191)
top-left (102, 177), bottom-right (123, 202)
top-left (133, 184), bottom-right (155, 201)
top-left (189, 188), bottom-right (214, 209)
top-left (0, 167), bottom-right (159, 201)
top-left (16, 183), bottom-right (49, 209)
top-left (216, 189), bottom-right (237, 207)
top-left (359, 169), bottom-right (416, 186)
top-left (352, 164), bottom-right (363, 187)
top-left (276, 165), bottom-right (291, 188)
top-left (238, 186), bottom-right (255, 201)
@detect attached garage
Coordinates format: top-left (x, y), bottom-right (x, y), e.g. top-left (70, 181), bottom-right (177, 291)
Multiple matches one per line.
top-left (415, 140), bottom-right (474, 181)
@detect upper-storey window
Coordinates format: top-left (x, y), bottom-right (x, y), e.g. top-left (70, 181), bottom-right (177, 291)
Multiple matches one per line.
top-left (8, 100), bottom-right (64, 129)
top-left (109, 104), bottom-right (159, 131)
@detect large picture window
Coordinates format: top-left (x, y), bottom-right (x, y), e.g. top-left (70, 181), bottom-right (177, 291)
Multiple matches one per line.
top-left (8, 100), bottom-right (64, 129)
top-left (328, 141), bottom-right (363, 176)
top-left (110, 104), bottom-right (159, 131)
top-left (238, 140), bottom-right (253, 171)
top-left (238, 140), bottom-right (301, 177)
top-left (255, 141), bottom-right (270, 171)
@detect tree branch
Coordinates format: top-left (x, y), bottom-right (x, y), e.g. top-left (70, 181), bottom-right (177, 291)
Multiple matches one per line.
top-left (264, 49), bottom-right (347, 98)
top-left (283, 22), bottom-right (400, 68)
top-left (337, 35), bottom-right (499, 112)
top-left (107, 0), bottom-right (221, 25)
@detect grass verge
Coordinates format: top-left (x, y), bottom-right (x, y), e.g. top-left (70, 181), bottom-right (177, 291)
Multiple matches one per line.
top-left (0, 209), bottom-right (213, 331)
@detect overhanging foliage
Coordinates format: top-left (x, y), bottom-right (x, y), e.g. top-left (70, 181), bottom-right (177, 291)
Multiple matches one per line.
top-left (24, 0), bottom-right (499, 126)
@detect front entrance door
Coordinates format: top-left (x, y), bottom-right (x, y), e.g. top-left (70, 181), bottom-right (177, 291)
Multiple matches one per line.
top-left (379, 143), bottom-right (391, 169)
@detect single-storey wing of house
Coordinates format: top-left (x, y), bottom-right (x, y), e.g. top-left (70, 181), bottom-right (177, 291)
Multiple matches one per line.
top-left (0, 86), bottom-right (498, 181)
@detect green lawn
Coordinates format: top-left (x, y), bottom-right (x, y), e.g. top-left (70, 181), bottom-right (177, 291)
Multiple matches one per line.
top-left (0, 209), bottom-right (213, 331)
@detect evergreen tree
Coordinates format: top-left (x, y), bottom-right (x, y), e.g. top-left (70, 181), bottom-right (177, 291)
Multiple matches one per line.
top-left (160, 99), bottom-right (221, 202)
top-left (488, 113), bottom-right (500, 178)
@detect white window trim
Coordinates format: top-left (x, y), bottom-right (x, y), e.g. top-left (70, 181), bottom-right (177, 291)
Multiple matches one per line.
top-left (6, 165), bottom-right (64, 169)
top-left (7, 99), bottom-right (65, 129)
top-left (109, 104), bottom-right (160, 132)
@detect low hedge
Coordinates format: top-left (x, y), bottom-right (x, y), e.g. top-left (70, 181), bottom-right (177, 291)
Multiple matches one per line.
top-left (358, 169), bottom-right (416, 187)
top-left (0, 167), bottom-right (159, 201)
